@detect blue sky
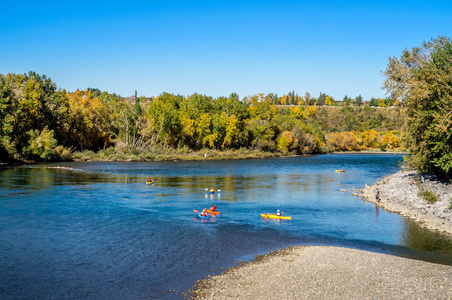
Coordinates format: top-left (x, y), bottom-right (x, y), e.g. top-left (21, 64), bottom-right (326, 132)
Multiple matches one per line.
top-left (1, 0), bottom-right (451, 100)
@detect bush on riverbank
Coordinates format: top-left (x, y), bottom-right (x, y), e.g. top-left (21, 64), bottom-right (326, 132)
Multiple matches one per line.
top-left (419, 189), bottom-right (439, 204)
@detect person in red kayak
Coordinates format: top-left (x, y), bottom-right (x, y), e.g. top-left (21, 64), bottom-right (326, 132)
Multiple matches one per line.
top-left (201, 209), bottom-right (208, 217)
top-left (209, 205), bottom-right (217, 211)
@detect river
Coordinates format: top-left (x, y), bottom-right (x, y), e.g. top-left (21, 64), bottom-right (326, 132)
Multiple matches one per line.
top-left (1, 154), bottom-right (452, 299)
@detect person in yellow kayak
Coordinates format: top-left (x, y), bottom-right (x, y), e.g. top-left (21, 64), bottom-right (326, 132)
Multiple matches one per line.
top-left (209, 204), bottom-right (217, 211)
top-left (276, 210), bottom-right (281, 216)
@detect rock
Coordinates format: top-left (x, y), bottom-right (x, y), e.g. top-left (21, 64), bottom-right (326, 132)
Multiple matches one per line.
top-left (357, 170), bottom-right (452, 235)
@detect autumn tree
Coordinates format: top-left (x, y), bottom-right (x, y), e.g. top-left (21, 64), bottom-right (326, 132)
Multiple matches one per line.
top-left (304, 92), bottom-right (311, 106)
top-left (277, 131), bottom-right (293, 152)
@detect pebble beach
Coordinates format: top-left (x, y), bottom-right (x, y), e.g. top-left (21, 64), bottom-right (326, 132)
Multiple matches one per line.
top-left (189, 170), bottom-right (452, 299)
top-left (359, 170), bottom-right (452, 235)
top-left (189, 246), bottom-right (452, 299)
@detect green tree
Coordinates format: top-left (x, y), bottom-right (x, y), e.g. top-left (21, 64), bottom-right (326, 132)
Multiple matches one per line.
top-left (0, 72), bottom-right (70, 160)
top-left (354, 95), bottom-right (363, 106)
top-left (343, 95), bottom-right (352, 106)
top-left (369, 97), bottom-right (378, 107)
top-left (383, 36), bottom-right (452, 178)
top-left (23, 127), bottom-right (57, 161)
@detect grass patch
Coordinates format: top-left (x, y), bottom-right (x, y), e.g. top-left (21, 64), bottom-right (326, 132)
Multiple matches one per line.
top-left (71, 146), bottom-right (285, 162)
top-left (419, 189), bottom-right (439, 204)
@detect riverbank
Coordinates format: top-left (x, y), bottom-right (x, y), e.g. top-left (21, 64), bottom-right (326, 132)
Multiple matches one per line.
top-left (189, 246), bottom-right (452, 299)
top-left (71, 149), bottom-right (406, 162)
top-left (70, 147), bottom-right (287, 162)
top-left (357, 170), bottom-right (452, 235)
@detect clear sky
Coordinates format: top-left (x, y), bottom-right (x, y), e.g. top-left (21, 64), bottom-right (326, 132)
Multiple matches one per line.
top-left (1, 0), bottom-right (451, 100)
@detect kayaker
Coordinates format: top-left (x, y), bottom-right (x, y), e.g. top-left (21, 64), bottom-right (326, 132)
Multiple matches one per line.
top-left (209, 205), bottom-right (217, 211)
top-left (209, 187), bottom-right (215, 193)
top-left (201, 209), bottom-right (208, 217)
top-left (147, 179), bottom-right (153, 184)
top-left (276, 210), bottom-right (281, 216)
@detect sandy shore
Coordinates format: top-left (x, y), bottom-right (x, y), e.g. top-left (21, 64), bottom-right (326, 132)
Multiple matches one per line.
top-left (189, 246), bottom-right (452, 299)
top-left (357, 170), bottom-right (452, 235)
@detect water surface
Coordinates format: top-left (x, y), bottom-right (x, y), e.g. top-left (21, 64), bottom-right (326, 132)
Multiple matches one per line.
top-left (1, 154), bottom-right (452, 299)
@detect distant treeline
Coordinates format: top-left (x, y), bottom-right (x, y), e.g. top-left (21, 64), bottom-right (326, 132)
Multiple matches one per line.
top-left (255, 91), bottom-right (395, 107)
top-left (0, 72), bottom-right (404, 162)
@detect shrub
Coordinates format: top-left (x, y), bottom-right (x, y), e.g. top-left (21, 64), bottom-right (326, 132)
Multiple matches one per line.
top-left (22, 127), bottom-right (57, 161)
top-left (419, 189), bottom-right (439, 204)
top-left (52, 145), bottom-right (73, 161)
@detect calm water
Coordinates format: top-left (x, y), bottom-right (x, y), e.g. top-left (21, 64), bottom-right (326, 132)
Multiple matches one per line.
top-left (1, 154), bottom-right (452, 299)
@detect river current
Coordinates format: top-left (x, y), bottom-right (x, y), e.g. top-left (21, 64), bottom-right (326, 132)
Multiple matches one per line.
top-left (1, 154), bottom-right (452, 299)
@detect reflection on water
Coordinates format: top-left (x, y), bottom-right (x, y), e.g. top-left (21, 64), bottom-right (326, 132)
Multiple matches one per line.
top-left (401, 219), bottom-right (452, 253)
top-left (1, 154), bottom-right (452, 299)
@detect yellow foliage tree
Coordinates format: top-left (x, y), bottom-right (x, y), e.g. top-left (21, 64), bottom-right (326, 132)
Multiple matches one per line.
top-left (290, 106), bottom-right (305, 120)
top-left (325, 96), bottom-right (332, 106)
top-left (181, 114), bottom-right (195, 140)
top-left (223, 114), bottom-right (239, 148)
top-left (277, 131), bottom-right (293, 152)
top-left (280, 95), bottom-right (288, 105)
top-left (306, 103), bottom-right (317, 117)
top-left (203, 133), bottom-right (218, 148)
top-left (195, 113), bottom-right (212, 146)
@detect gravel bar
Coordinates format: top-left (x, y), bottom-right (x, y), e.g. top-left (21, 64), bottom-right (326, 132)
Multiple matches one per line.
top-left (189, 246), bottom-right (452, 299)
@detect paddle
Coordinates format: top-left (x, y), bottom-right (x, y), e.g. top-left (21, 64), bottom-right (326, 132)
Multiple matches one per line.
top-left (193, 209), bottom-right (198, 212)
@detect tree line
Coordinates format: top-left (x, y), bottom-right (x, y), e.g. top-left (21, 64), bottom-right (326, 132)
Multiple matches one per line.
top-left (243, 91), bottom-right (395, 107)
top-left (0, 72), bottom-right (403, 163)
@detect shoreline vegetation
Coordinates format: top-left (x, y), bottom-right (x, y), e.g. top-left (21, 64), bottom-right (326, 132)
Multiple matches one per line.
top-left (1, 72), bottom-right (404, 165)
top-left (71, 148), bottom-right (406, 162)
top-left (188, 169), bottom-right (452, 299)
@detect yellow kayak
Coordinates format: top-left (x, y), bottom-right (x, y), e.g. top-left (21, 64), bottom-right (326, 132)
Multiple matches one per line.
top-left (335, 170), bottom-right (346, 173)
top-left (260, 214), bottom-right (291, 220)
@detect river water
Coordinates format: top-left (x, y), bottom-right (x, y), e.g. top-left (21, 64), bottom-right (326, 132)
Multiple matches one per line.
top-left (1, 154), bottom-right (452, 299)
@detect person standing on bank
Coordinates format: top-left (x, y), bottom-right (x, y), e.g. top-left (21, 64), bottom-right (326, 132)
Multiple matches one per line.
top-left (376, 189), bottom-right (380, 203)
